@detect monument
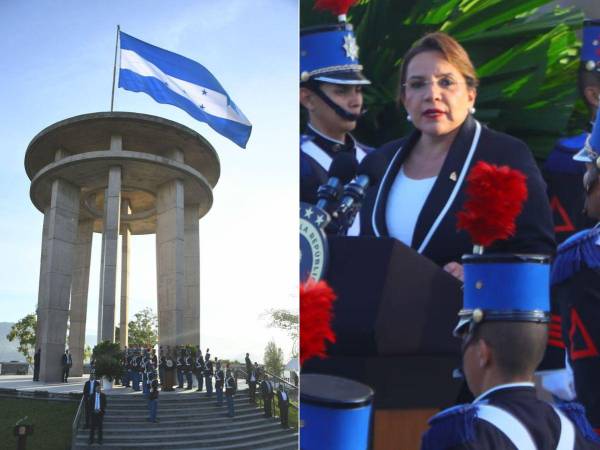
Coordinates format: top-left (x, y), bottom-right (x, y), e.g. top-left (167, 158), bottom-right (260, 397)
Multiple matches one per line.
top-left (25, 112), bottom-right (220, 382)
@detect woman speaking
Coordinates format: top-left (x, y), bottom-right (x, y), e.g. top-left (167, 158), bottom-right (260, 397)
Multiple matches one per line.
top-left (360, 32), bottom-right (555, 279)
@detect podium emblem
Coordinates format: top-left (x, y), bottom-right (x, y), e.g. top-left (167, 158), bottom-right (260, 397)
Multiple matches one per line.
top-left (300, 202), bottom-right (329, 281)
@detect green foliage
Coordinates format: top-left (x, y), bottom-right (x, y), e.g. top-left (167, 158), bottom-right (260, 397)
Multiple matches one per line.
top-left (92, 341), bottom-right (123, 381)
top-left (263, 340), bottom-right (285, 377)
top-left (0, 398), bottom-right (78, 450)
top-left (301, 0), bottom-right (585, 160)
top-left (265, 308), bottom-right (299, 357)
top-left (83, 345), bottom-right (92, 363)
top-left (128, 307), bottom-right (158, 347)
top-left (6, 314), bottom-right (36, 363)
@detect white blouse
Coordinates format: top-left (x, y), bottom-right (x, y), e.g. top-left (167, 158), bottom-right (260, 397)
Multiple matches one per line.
top-left (385, 167), bottom-right (437, 246)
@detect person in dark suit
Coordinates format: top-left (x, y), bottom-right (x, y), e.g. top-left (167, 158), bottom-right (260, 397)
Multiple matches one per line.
top-left (300, 14), bottom-right (373, 236)
top-left (421, 248), bottom-right (600, 449)
top-left (184, 350), bottom-right (193, 390)
top-left (147, 376), bottom-right (160, 423)
top-left (61, 349), bottom-right (72, 382)
top-left (214, 360), bottom-right (224, 406)
top-left (205, 357), bottom-right (214, 395)
top-left (248, 362), bottom-right (258, 404)
top-left (359, 32), bottom-right (554, 277)
top-left (88, 384), bottom-right (106, 445)
top-left (225, 368), bottom-right (237, 418)
top-left (244, 353), bottom-right (252, 377)
top-left (176, 347), bottom-right (184, 389)
top-left (82, 371), bottom-right (99, 429)
top-left (33, 348), bottom-right (40, 381)
top-left (194, 348), bottom-right (205, 392)
top-left (277, 386), bottom-right (290, 428)
top-left (261, 380), bottom-right (274, 418)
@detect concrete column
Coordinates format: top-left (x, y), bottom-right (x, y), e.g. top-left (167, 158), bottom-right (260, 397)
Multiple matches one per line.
top-left (98, 135), bottom-right (122, 343)
top-left (156, 149), bottom-right (185, 347)
top-left (35, 206), bottom-right (51, 353)
top-left (37, 177), bottom-right (80, 383)
top-left (68, 219), bottom-right (94, 376)
top-left (119, 200), bottom-right (131, 348)
top-left (99, 166), bottom-right (121, 342)
top-left (183, 205), bottom-right (200, 346)
top-left (96, 210), bottom-right (105, 345)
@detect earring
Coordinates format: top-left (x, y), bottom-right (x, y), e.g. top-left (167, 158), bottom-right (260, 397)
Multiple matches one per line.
top-left (470, 107), bottom-right (476, 114)
top-left (406, 114), bottom-right (412, 122)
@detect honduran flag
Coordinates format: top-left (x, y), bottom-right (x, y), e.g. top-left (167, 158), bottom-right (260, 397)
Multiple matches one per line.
top-left (118, 31), bottom-right (252, 148)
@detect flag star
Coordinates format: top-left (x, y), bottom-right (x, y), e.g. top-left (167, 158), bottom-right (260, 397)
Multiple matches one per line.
top-left (200, 104), bottom-right (205, 109)
top-left (315, 215), bottom-right (325, 226)
top-left (202, 89), bottom-right (207, 95)
top-left (304, 207), bottom-right (314, 218)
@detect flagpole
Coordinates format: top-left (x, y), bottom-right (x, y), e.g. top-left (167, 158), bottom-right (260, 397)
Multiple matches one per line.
top-left (110, 25), bottom-right (120, 112)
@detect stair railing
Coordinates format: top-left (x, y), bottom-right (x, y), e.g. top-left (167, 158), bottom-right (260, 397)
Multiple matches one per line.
top-left (237, 367), bottom-right (298, 430)
top-left (70, 395), bottom-right (84, 450)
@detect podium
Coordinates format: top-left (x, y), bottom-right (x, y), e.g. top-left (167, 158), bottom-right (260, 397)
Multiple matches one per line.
top-left (302, 236), bottom-right (464, 449)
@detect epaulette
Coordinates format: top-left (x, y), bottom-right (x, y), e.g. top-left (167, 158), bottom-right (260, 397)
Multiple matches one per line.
top-left (551, 227), bottom-right (600, 285)
top-left (544, 133), bottom-right (588, 175)
top-left (556, 402), bottom-right (600, 443)
top-left (421, 404), bottom-right (478, 450)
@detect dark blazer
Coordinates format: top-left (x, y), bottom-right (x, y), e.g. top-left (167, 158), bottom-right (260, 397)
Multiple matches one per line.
top-left (360, 116), bottom-right (555, 266)
top-left (88, 392), bottom-right (107, 416)
top-left (422, 385), bottom-right (600, 449)
top-left (82, 380), bottom-right (99, 398)
top-left (61, 353), bottom-right (72, 367)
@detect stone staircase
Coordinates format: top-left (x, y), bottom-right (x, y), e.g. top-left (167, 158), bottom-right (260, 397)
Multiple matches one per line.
top-left (73, 389), bottom-right (297, 449)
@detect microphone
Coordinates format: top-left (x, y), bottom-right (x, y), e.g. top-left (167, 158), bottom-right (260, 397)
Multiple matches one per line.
top-left (330, 151), bottom-right (388, 234)
top-left (316, 152), bottom-right (358, 212)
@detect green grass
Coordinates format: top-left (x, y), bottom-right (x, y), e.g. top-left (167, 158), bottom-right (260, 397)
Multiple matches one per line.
top-left (256, 396), bottom-right (299, 430)
top-left (0, 398), bottom-right (78, 450)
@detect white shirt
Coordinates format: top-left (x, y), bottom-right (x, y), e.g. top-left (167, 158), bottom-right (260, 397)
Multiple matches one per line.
top-left (473, 381), bottom-right (535, 404)
top-left (385, 167), bottom-right (436, 246)
top-left (89, 380), bottom-right (95, 395)
top-left (94, 393), bottom-right (100, 411)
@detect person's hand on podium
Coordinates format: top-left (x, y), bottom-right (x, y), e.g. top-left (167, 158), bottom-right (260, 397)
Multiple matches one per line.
top-left (443, 261), bottom-right (464, 282)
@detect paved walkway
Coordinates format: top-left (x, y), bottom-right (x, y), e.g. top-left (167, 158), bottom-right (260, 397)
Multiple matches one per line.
top-left (0, 374), bottom-right (248, 396)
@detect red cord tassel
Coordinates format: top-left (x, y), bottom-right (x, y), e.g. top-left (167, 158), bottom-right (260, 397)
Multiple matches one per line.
top-left (300, 278), bottom-right (337, 365)
top-left (314, 0), bottom-right (358, 17)
top-left (456, 161), bottom-right (528, 248)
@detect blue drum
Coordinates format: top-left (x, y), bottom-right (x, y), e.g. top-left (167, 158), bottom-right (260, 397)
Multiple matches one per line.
top-left (301, 374), bottom-right (374, 450)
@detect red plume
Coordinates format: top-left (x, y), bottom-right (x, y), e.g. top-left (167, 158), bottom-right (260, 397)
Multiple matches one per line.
top-left (456, 161), bottom-right (528, 247)
top-left (314, 0), bottom-right (358, 17)
top-left (300, 278), bottom-right (337, 365)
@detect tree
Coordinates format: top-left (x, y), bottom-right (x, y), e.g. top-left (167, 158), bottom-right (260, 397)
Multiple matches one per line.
top-left (6, 314), bottom-right (36, 363)
top-left (263, 340), bottom-right (284, 377)
top-left (92, 341), bottom-right (123, 381)
top-left (84, 345), bottom-right (92, 363)
top-left (265, 309), bottom-right (298, 357)
top-left (128, 307), bottom-right (158, 347)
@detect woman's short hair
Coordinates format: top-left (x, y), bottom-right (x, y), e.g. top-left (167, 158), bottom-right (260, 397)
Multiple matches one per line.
top-left (398, 31), bottom-right (479, 103)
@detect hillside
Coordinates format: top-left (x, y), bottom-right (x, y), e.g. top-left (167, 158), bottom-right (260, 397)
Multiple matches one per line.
top-left (0, 322), bottom-right (26, 362)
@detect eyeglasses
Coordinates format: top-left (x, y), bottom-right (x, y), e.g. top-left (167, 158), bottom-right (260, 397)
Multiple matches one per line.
top-left (403, 77), bottom-right (466, 93)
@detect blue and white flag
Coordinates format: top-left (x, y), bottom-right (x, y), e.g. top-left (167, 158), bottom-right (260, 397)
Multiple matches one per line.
top-left (118, 31), bottom-right (252, 148)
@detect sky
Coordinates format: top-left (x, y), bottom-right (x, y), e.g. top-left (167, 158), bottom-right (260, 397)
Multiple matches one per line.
top-left (0, 0), bottom-right (298, 363)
